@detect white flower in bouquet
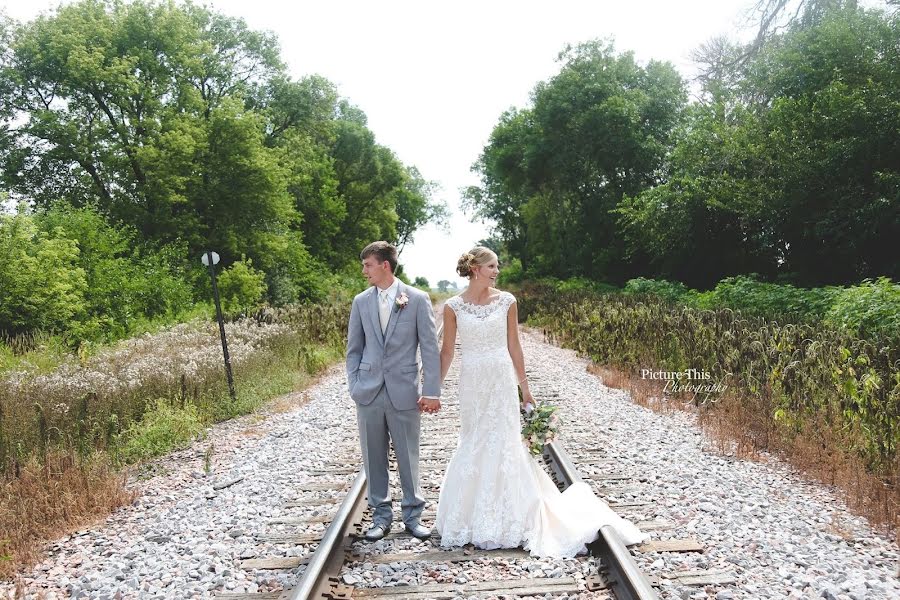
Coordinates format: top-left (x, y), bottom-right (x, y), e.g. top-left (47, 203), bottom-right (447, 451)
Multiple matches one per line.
top-left (520, 400), bottom-right (561, 456)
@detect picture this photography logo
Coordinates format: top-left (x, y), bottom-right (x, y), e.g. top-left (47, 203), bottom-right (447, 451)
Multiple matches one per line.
top-left (641, 368), bottom-right (728, 406)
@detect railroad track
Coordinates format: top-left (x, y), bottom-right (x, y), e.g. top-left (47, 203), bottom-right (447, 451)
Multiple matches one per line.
top-left (214, 309), bottom-right (726, 600)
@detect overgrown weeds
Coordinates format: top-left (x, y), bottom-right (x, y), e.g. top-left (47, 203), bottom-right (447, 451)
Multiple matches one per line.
top-left (0, 302), bottom-right (348, 581)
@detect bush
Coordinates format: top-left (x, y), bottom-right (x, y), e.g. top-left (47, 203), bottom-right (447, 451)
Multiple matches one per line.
top-left (621, 275), bottom-right (852, 327)
top-left (623, 277), bottom-right (694, 303)
top-left (555, 277), bottom-right (617, 294)
top-left (522, 276), bottom-right (618, 295)
top-left (702, 275), bottom-right (840, 321)
top-left (0, 212), bottom-right (87, 335)
top-left (37, 202), bottom-right (195, 341)
top-left (497, 257), bottom-right (525, 285)
top-left (319, 267), bottom-right (371, 304)
top-left (521, 286), bottom-right (899, 475)
top-left (217, 257), bottom-right (267, 315)
top-left (118, 399), bottom-right (205, 464)
top-left (825, 277), bottom-right (900, 342)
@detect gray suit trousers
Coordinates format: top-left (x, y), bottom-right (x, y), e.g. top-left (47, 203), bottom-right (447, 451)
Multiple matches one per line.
top-left (356, 383), bottom-right (426, 527)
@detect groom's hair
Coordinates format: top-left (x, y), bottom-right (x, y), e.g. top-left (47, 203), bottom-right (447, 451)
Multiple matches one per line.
top-left (360, 241), bottom-right (398, 273)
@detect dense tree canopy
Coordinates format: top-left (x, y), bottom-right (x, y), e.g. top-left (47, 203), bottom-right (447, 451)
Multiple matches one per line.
top-left (623, 3), bottom-right (900, 287)
top-left (0, 0), bottom-right (445, 324)
top-left (464, 40), bottom-right (687, 283)
top-left (468, 4), bottom-right (899, 288)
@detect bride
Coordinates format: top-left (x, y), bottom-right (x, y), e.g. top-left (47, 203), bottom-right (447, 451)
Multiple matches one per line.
top-left (433, 246), bottom-right (649, 558)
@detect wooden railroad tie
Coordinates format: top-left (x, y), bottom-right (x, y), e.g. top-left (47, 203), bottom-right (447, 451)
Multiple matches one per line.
top-left (636, 538), bottom-right (704, 553)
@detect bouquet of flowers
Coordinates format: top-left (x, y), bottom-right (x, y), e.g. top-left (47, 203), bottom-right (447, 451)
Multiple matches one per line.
top-left (520, 394), bottom-right (561, 456)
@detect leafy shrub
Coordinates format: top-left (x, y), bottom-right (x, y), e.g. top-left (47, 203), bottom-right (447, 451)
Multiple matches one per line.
top-left (521, 286), bottom-right (899, 475)
top-left (703, 275), bottom-right (840, 321)
top-left (0, 212), bottom-right (87, 335)
top-left (520, 276), bottom-right (618, 295)
top-left (825, 277), bottom-right (900, 342)
top-left (623, 277), bottom-right (695, 303)
top-left (497, 257), bottom-right (525, 285)
top-left (118, 399), bottom-right (205, 463)
top-left (217, 257), bottom-right (267, 315)
top-left (622, 274), bottom-right (856, 323)
top-left (38, 203), bottom-right (195, 335)
top-left (319, 266), bottom-right (371, 304)
top-left (299, 344), bottom-right (333, 375)
top-left (555, 277), bottom-right (618, 294)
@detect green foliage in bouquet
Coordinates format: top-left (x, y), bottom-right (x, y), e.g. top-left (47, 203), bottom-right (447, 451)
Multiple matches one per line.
top-left (520, 398), bottom-right (561, 456)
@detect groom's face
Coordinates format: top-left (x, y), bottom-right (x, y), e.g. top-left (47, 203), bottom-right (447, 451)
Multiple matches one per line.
top-left (362, 256), bottom-right (391, 288)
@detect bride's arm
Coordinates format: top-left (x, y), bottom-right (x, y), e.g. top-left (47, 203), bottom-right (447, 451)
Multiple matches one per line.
top-left (506, 300), bottom-right (534, 405)
top-left (440, 303), bottom-right (456, 383)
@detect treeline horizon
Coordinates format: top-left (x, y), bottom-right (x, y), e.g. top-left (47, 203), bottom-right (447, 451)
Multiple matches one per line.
top-left (0, 0), bottom-right (447, 342)
top-left (2, 0), bottom-right (899, 345)
top-left (467, 1), bottom-right (899, 289)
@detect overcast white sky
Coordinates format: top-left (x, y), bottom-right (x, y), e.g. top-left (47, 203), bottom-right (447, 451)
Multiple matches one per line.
top-left (2, 0), bottom-right (774, 286)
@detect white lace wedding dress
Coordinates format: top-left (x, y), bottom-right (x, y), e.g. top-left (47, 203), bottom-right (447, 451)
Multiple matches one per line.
top-left (433, 291), bottom-right (649, 558)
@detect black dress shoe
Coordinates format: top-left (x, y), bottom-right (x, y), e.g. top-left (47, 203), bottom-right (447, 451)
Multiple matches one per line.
top-left (364, 523), bottom-right (389, 541)
top-left (404, 522), bottom-right (431, 540)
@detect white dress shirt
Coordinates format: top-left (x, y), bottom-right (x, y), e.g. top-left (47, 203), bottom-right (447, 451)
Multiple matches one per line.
top-left (377, 277), bottom-right (400, 303)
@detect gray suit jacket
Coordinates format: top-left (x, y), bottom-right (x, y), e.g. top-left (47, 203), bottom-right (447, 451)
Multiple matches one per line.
top-left (345, 281), bottom-right (441, 410)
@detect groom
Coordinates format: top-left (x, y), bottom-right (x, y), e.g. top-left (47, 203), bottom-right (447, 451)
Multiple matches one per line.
top-left (346, 241), bottom-right (442, 541)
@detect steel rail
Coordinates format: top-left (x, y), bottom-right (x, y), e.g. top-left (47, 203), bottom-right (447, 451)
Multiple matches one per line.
top-left (287, 470), bottom-right (367, 600)
top-left (545, 441), bottom-right (658, 600)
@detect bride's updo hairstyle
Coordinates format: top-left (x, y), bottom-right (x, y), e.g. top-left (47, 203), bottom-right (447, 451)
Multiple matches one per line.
top-left (456, 246), bottom-right (497, 278)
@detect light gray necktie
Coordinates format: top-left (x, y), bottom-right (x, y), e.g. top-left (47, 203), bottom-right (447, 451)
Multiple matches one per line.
top-left (379, 289), bottom-right (390, 334)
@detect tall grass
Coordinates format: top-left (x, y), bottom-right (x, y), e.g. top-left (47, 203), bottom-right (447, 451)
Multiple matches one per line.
top-left (0, 302), bottom-right (349, 581)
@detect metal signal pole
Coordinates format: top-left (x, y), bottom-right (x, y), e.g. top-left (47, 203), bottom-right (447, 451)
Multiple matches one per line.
top-left (203, 250), bottom-right (236, 402)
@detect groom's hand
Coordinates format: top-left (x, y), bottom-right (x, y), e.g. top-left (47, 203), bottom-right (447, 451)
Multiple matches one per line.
top-left (417, 397), bottom-right (441, 413)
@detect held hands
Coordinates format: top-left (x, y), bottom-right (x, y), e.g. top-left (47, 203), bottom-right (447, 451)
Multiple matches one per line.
top-left (417, 397), bottom-right (441, 414)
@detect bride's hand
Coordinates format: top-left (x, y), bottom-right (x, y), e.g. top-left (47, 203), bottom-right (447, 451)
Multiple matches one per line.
top-left (520, 390), bottom-right (535, 411)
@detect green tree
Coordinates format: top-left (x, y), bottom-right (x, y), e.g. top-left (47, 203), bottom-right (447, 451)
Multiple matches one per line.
top-left (0, 0), bottom-right (284, 239)
top-left (614, 102), bottom-right (780, 287)
top-left (329, 120), bottom-right (446, 266)
top-left (623, 4), bottom-right (900, 287)
top-left (0, 0), bottom-right (453, 303)
top-left (0, 210), bottom-right (87, 334)
top-left (413, 276), bottom-right (430, 289)
top-left (277, 129), bottom-right (344, 268)
top-left (262, 75), bottom-right (345, 269)
top-left (263, 79), bottom-right (448, 271)
top-left (394, 166), bottom-right (448, 253)
top-left (465, 40), bottom-right (686, 282)
top-left (748, 6), bottom-right (900, 284)
top-left (0, 0), bottom-right (321, 299)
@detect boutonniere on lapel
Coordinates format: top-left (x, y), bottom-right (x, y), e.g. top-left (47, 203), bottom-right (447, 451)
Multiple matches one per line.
top-left (394, 291), bottom-right (409, 312)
